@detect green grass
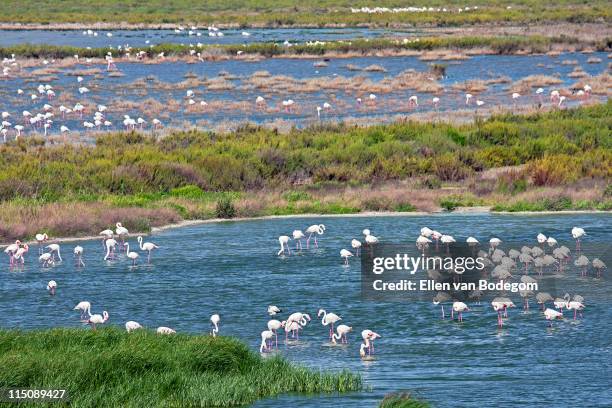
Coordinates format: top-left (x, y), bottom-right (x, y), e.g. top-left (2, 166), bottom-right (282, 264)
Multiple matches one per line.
top-left (1, 34), bottom-right (608, 59)
top-left (0, 328), bottom-right (362, 407)
top-left (379, 392), bottom-right (429, 407)
top-left (0, 0), bottom-right (609, 26)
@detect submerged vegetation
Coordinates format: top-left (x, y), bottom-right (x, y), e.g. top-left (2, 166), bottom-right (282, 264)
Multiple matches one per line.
top-left (380, 392), bottom-right (430, 408)
top-left (0, 102), bottom-right (609, 241)
top-left (0, 0), bottom-right (609, 26)
top-left (0, 328), bottom-right (361, 406)
top-left (1, 35), bottom-right (609, 60)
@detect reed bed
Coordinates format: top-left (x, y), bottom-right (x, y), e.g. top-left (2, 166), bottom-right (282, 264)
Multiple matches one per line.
top-left (0, 328), bottom-right (361, 407)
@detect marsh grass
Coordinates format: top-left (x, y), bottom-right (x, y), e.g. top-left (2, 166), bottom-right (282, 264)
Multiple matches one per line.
top-left (0, 103), bottom-right (609, 241)
top-left (0, 328), bottom-right (362, 407)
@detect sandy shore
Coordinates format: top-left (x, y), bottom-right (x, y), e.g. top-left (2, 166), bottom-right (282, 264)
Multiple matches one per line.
top-left (3, 208), bottom-right (608, 248)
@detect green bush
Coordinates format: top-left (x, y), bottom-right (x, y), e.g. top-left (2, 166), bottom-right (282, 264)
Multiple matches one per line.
top-left (215, 197), bottom-right (236, 218)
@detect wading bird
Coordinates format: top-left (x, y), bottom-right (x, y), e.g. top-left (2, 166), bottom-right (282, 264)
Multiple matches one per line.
top-left (46, 280), bottom-right (57, 295)
top-left (210, 314), bottom-right (220, 336)
top-left (137, 236), bottom-right (159, 263)
top-left (305, 224), bottom-right (325, 248)
top-left (125, 321), bottom-right (143, 332)
top-left (277, 235), bottom-right (291, 256)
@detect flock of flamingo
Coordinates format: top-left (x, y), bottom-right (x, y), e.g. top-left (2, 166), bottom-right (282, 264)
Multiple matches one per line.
top-left (1, 217), bottom-right (605, 358)
top-left (0, 44), bottom-right (598, 141)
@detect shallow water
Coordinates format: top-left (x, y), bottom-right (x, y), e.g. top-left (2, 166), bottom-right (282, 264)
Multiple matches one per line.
top-left (0, 51), bottom-right (607, 137)
top-left (0, 28), bottom-right (418, 48)
top-left (1, 213), bottom-right (611, 406)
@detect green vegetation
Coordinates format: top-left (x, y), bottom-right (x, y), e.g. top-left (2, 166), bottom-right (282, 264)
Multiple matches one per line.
top-left (0, 328), bottom-right (361, 407)
top-left (380, 392), bottom-right (429, 408)
top-left (0, 103), bottom-right (609, 241)
top-left (1, 34), bottom-right (608, 59)
top-left (0, 0), bottom-right (609, 26)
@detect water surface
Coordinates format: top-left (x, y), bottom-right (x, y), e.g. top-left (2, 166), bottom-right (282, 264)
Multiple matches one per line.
top-left (1, 213), bottom-right (610, 406)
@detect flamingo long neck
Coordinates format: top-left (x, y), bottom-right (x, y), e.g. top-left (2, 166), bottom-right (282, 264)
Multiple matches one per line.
top-left (125, 243), bottom-right (129, 254)
top-left (213, 322), bottom-right (219, 334)
top-left (105, 245), bottom-right (111, 259)
top-left (138, 238), bottom-right (145, 251)
top-left (260, 339), bottom-right (266, 352)
top-left (332, 331), bottom-right (341, 341)
top-left (320, 311), bottom-right (328, 325)
top-left (86, 305), bottom-right (92, 318)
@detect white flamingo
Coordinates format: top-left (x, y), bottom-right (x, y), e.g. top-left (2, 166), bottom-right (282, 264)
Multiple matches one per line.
top-left (267, 319), bottom-right (283, 348)
top-left (278, 235), bottom-right (291, 256)
top-left (305, 224), bottom-right (325, 248)
top-left (331, 324), bottom-right (352, 344)
top-left (157, 327), bottom-right (176, 334)
top-left (268, 305), bottom-right (282, 316)
top-left (292, 230), bottom-right (305, 250)
top-left (351, 239), bottom-right (362, 256)
top-left (210, 314), bottom-right (220, 336)
top-left (125, 243), bottom-right (139, 266)
top-left (125, 321), bottom-right (143, 332)
top-left (544, 308), bottom-right (563, 326)
top-left (318, 309), bottom-right (341, 339)
top-left (45, 243), bottom-right (61, 262)
top-left (104, 238), bottom-right (117, 260)
top-left (137, 236), bottom-right (159, 262)
top-left (85, 311), bottom-right (109, 330)
top-left (46, 280), bottom-right (57, 295)
top-left (39, 252), bottom-right (54, 267)
top-left (361, 329), bottom-right (381, 355)
top-left (340, 249), bottom-right (353, 265)
top-left (74, 246), bottom-right (85, 267)
top-left (74, 301), bottom-right (92, 319)
top-left (260, 330), bottom-right (274, 352)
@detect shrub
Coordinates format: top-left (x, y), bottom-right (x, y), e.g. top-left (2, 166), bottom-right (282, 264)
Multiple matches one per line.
top-left (215, 197), bottom-right (236, 219)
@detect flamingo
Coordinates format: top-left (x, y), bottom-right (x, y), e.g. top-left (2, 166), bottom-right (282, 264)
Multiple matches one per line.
top-left (566, 301), bottom-right (585, 320)
top-left (46, 280), bottom-right (57, 295)
top-left (157, 326), bottom-right (176, 334)
top-left (283, 320), bottom-right (303, 341)
top-left (452, 301), bottom-right (469, 322)
top-left (536, 292), bottom-right (554, 310)
top-left (12, 244), bottom-right (29, 265)
top-left (492, 298), bottom-right (515, 327)
top-left (137, 236), bottom-right (159, 263)
top-left (537, 233), bottom-right (547, 246)
top-left (39, 253), bottom-right (54, 267)
top-left (287, 312), bottom-right (311, 326)
top-left (84, 311), bottom-right (109, 330)
top-left (331, 325), bottom-right (352, 344)
top-left (74, 246), bottom-right (85, 267)
top-left (318, 309), bottom-right (341, 339)
top-left (433, 292), bottom-right (451, 318)
top-left (359, 343), bottom-right (368, 358)
top-left (465, 93), bottom-right (473, 105)
top-left (35, 233), bottom-right (48, 254)
top-left (267, 319), bottom-right (283, 348)
top-left (210, 314), bottom-right (220, 336)
top-left (571, 227), bottom-right (585, 250)
top-left (292, 230), bottom-right (305, 250)
top-left (125, 321), bottom-right (143, 332)
top-left (104, 238), bottom-right (117, 260)
top-left (361, 330), bottom-right (381, 355)
top-left (268, 305), bottom-right (282, 316)
top-left (45, 244), bottom-right (61, 262)
top-left (408, 95), bottom-right (418, 108)
top-left (351, 239), bottom-right (362, 256)
top-left (544, 308), bottom-right (563, 327)
top-left (305, 224), bottom-right (325, 248)
top-left (99, 229), bottom-right (113, 247)
top-left (115, 223), bottom-right (129, 247)
top-left (432, 97), bottom-right (440, 109)
top-left (125, 243), bottom-right (139, 266)
top-left (277, 235), bottom-right (291, 256)
top-left (4, 240), bottom-right (21, 265)
top-left (340, 249), bottom-right (353, 265)
top-left (260, 330), bottom-right (274, 352)
top-left (365, 232), bottom-right (379, 246)
top-left (74, 301), bottom-right (92, 319)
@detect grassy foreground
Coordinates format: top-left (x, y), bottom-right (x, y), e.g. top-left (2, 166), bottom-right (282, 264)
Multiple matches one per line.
top-left (0, 0), bottom-right (609, 26)
top-left (0, 102), bottom-right (610, 242)
top-left (0, 328), bottom-right (361, 406)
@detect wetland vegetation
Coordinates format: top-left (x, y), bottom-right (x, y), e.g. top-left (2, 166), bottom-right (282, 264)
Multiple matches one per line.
top-left (0, 102), bottom-right (609, 242)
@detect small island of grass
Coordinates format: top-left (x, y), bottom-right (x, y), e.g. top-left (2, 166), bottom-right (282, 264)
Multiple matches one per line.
top-left (0, 328), bottom-right (362, 406)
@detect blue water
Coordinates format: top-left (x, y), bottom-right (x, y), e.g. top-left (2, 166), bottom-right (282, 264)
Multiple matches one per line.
top-left (0, 51), bottom-right (607, 137)
top-left (1, 213), bottom-right (610, 406)
top-left (0, 28), bottom-right (418, 48)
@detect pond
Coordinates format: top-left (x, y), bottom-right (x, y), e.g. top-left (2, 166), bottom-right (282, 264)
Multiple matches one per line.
top-left (1, 213), bottom-right (610, 406)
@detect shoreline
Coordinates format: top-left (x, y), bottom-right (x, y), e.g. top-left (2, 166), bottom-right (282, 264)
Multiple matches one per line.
top-left (3, 208), bottom-right (608, 248)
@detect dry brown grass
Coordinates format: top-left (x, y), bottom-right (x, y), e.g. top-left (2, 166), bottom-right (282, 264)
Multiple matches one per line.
top-left (571, 73), bottom-right (612, 95)
top-left (510, 75), bottom-right (563, 93)
top-left (0, 202), bottom-right (181, 242)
